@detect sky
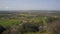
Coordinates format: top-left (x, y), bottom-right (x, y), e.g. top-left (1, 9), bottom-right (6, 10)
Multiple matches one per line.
top-left (0, 0), bottom-right (60, 10)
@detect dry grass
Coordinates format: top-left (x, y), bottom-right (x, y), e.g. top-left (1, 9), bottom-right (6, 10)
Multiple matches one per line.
top-left (47, 20), bottom-right (60, 34)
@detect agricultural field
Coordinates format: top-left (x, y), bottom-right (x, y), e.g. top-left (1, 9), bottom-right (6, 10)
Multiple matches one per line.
top-left (0, 11), bottom-right (60, 34)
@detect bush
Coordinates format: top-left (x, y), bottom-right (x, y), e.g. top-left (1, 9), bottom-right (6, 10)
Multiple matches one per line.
top-left (18, 23), bottom-right (41, 34)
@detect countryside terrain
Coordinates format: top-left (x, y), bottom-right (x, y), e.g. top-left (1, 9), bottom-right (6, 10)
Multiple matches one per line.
top-left (0, 10), bottom-right (60, 34)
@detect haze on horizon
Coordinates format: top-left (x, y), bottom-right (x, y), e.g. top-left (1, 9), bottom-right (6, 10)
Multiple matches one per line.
top-left (0, 0), bottom-right (60, 10)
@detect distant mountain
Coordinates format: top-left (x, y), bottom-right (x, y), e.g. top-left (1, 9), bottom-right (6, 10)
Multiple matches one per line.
top-left (0, 10), bottom-right (60, 14)
top-left (0, 11), bottom-right (19, 14)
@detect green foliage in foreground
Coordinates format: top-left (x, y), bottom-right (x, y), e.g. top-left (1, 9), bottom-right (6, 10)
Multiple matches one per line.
top-left (0, 14), bottom-right (60, 34)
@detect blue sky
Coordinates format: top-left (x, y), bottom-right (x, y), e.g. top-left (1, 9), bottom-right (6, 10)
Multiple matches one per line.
top-left (0, 0), bottom-right (60, 10)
